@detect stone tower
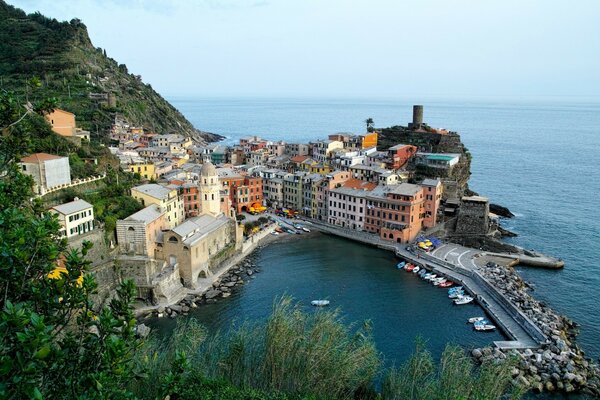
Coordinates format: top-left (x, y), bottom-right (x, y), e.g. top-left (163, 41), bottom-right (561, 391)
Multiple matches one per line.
top-left (199, 161), bottom-right (221, 216)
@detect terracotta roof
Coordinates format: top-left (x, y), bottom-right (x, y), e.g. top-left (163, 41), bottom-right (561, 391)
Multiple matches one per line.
top-left (342, 178), bottom-right (377, 191)
top-left (290, 155), bottom-right (308, 163)
top-left (20, 153), bottom-right (65, 163)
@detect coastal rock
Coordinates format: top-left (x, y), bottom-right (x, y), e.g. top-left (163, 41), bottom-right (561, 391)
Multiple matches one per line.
top-left (157, 306), bottom-right (165, 313)
top-left (205, 290), bottom-right (221, 299)
top-left (221, 292), bottom-right (231, 298)
top-left (136, 323), bottom-right (151, 338)
top-left (170, 304), bottom-right (182, 313)
top-left (472, 349), bottom-right (482, 359)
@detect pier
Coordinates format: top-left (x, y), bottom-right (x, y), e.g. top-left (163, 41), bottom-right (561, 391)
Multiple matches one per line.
top-left (301, 219), bottom-right (547, 350)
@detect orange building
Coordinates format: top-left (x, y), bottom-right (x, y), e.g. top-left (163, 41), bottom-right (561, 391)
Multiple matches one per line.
top-left (361, 132), bottom-right (378, 149)
top-left (219, 171), bottom-right (264, 214)
top-left (45, 109), bottom-right (90, 141)
top-left (364, 183), bottom-right (426, 243)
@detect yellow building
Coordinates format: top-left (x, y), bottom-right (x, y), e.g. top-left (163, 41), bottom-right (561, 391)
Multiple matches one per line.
top-left (361, 132), bottom-right (378, 149)
top-left (131, 184), bottom-right (184, 229)
top-left (309, 163), bottom-right (333, 175)
top-left (129, 163), bottom-right (156, 180)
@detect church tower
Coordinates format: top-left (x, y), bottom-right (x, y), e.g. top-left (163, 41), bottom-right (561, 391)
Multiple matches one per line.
top-left (199, 161), bottom-right (221, 216)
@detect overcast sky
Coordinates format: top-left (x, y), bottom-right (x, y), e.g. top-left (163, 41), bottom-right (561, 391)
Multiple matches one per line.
top-left (10, 0), bottom-right (600, 98)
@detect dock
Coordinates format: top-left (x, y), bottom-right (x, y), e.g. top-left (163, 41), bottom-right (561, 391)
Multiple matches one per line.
top-left (303, 219), bottom-right (548, 350)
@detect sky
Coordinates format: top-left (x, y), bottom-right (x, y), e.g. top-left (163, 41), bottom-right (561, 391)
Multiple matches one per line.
top-left (9, 0), bottom-right (600, 98)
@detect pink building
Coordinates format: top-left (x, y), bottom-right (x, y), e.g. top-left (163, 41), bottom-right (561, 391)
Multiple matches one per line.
top-left (421, 178), bottom-right (443, 228)
top-left (327, 179), bottom-right (376, 230)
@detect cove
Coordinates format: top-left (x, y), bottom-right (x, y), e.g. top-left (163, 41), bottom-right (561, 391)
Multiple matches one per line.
top-left (148, 233), bottom-right (506, 363)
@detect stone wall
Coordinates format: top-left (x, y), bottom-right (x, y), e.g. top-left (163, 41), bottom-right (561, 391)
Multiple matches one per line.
top-left (66, 228), bottom-right (120, 307)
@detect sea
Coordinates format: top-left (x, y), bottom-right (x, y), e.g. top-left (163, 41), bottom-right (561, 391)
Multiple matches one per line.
top-left (162, 96), bottom-right (600, 363)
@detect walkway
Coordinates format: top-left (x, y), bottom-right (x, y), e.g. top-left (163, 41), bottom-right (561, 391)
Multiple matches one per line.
top-left (302, 218), bottom-right (547, 350)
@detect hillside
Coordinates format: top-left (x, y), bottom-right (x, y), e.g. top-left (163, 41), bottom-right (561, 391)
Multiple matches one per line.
top-left (0, 1), bottom-right (221, 143)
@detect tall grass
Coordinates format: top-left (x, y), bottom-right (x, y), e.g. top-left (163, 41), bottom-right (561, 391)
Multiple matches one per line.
top-left (134, 297), bottom-right (522, 400)
top-left (382, 342), bottom-right (523, 400)
top-left (196, 296), bottom-right (380, 399)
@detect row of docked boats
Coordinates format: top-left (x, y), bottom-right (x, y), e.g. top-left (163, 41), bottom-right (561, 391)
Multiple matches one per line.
top-left (397, 260), bottom-right (497, 332)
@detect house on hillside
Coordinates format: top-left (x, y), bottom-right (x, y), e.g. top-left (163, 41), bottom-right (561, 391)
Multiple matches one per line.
top-left (20, 153), bottom-right (71, 195)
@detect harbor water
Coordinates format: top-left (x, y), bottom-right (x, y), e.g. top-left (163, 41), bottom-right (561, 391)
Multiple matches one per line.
top-left (149, 233), bottom-right (506, 362)
top-left (168, 96), bottom-right (600, 361)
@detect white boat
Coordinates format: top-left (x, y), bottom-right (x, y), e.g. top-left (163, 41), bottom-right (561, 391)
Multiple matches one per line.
top-left (302, 227), bottom-right (310, 232)
top-left (454, 296), bottom-right (474, 305)
top-left (425, 274), bottom-right (437, 281)
top-left (412, 266), bottom-right (420, 273)
top-left (433, 279), bottom-right (447, 286)
top-left (311, 300), bottom-right (330, 307)
top-left (448, 286), bottom-right (463, 293)
top-left (468, 317), bottom-right (485, 324)
top-left (474, 324), bottom-right (496, 332)
top-left (448, 291), bottom-right (463, 299)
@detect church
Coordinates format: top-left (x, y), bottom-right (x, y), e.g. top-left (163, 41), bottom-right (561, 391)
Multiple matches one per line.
top-left (158, 162), bottom-right (243, 288)
top-left (116, 161), bottom-right (243, 302)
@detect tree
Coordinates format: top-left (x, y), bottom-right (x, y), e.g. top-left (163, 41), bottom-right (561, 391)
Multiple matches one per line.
top-left (365, 117), bottom-right (374, 133)
top-left (0, 91), bottom-right (141, 399)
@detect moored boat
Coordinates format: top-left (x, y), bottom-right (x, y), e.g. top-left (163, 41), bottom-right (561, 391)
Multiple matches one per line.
top-left (396, 261), bottom-right (406, 269)
top-left (302, 227), bottom-right (310, 232)
top-left (412, 266), bottom-right (420, 273)
top-left (425, 274), bottom-right (437, 281)
top-left (449, 291), bottom-right (464, 299)
top-left (311, 300), bottom-right (330, 307)
top-left (439, 281), bottom-right (454, 288)
top-left (474, 324), bottom-right (496, 332)
top-left (405, 264), bottom-right (415, 272)
top-left (468, 317), bottom-right (485, 324)
top-left (448, 286), bottom-right (463, 294)
top-left (454, 296), bottom-right (474, 305)
top-left (433, 278), bottom-right (447, 286)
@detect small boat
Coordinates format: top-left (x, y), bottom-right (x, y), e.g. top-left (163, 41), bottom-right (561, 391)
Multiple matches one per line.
top-left (454, 296), bottom-right (474, 305)
top-left (397, 261), bottom-right (406, 269)
top-left (423, 273), bottom-right (433, 280)
top-left (271, 231), bottom-right (280, 236)
top-left (412, 266), bottom-right (420, 273)
top-left (439, 281), bottom-right (454, 288)
top-left (474, 324), bottom-right (496, 332)
top-left (405, 264), bottom-right (415, 272)
top-left (468, 317), bottom-right (485, 324)
top-left (425, 274), bottom-right (437, 281)
top-left (418, 269), bottom-right (427, 277)
top-left (448, 286), bottom-right (463, 294)
top-left (286, 229), bottom-right (295, 234)
top-left (474, 319), bottom-right (491, 326)
top-left (302, 227), bottom-right (310, 232)
top-left (311, 300), bottom-right (330, 307)
top-left (449, 291), bottom-right (464, 299)
top-left (433, 279), bottom-right (447, 286)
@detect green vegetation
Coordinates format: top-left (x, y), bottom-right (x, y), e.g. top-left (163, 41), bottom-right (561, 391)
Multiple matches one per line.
top-left (1, 89), bottom-right (141, 399)
top-left (0, 0), bottom-right (220, 142)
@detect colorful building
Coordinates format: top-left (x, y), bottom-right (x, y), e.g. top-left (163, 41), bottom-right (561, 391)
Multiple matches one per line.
top-left (364, 183), bottom-right (426, 243)
top-left (131, 183), bottom-right (184, 229)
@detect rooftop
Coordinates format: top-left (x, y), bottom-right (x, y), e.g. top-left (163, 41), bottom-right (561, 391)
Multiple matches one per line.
top-left (132, 184), bottom-right (173, 200)
top-left (21, 153), bottom-right (65, 163)
top-left (368, 183), bottom-right (422, 199)
top-left (124, 205), bottom-right (164, 224)
top-left (172, 214), bottom-right (230, 246)
top-left (421, 178), bottom-right (441, 187)
top-left (51, 199), bottom-right (93, 215)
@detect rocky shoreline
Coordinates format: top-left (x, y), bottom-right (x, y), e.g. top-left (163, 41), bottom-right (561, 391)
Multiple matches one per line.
top-left (471, 262), bottom-right (600, 396)
top-left (150, 253), bottom-right (263, 320)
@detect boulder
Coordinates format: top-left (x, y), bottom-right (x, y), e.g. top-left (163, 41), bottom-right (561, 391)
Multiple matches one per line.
top-left (136, 323), bottom-right (151, 338)
top-left (157, 306), bottom-right (165, 313)
top-left (472, 349), bottom-right (482, 359)
top-left (222, 292), bottom-right (231, 298)
top-left (205, 290), bottom-right (221, 299)
top-left (170, 304), bottom-right (182, 313)
top-left (545, 381), bottom-right (555, 392)
top-left (563, 372), bottom-right (576, 382)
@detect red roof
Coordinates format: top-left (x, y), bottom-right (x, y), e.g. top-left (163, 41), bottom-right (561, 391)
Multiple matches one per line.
top-left (342, 178), bottom-right (376, 191)
top-left (290, 155), bottom-right (308, 163)
top-left (21, 153), bottom-right (64, 163)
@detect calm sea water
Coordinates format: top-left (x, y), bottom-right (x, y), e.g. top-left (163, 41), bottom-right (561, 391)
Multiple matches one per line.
top-left (167, 96), bottom-right (600, 361)
top-left (149, 234), bottom-right (506, 363)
